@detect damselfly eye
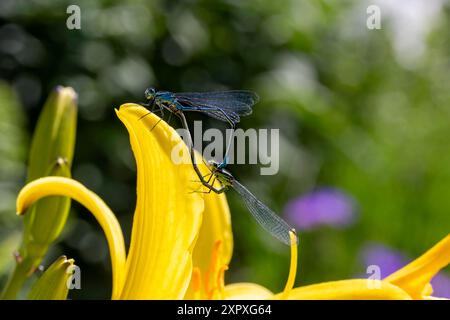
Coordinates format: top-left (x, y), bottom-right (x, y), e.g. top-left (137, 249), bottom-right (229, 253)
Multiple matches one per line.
top-left (144, 87), bottom-right (156, 99)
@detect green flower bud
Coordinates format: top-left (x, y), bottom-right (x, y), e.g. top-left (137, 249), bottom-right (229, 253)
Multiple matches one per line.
top-left (19, 86), bottom-right (78, 270)
top-left (1, 86), bottom-right (77, 300)
top-left (28, 256), bottom-right (75, 300)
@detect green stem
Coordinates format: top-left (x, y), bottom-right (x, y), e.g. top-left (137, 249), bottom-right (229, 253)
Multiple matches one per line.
top-left (1, 257), bottom-right (35, 300)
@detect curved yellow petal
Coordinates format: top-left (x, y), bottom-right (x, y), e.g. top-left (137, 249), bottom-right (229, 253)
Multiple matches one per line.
top-left (116, 104), bottom-right (204, 299)
top-left (16, 176), bottom-right (126, 299)
top-left (277, 279), bottom-right (411, 300)
top-left (224, 283), bottom-right (273, 300)
top-left (384, 234), bottom-right (450, 299)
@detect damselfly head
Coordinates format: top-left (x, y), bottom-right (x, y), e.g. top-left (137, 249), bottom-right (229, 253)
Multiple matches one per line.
top-left (144, 87), bottom-right (157, 101)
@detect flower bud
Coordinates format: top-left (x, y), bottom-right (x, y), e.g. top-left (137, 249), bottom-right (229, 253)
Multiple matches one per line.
top-left (28, 256), bottom-right (75, 300)
top-left (19, 86), bottom-right (77, 271)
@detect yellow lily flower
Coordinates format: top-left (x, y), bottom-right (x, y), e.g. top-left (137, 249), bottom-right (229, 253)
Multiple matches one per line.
top-left (15, 104), bottom-right (450, 300)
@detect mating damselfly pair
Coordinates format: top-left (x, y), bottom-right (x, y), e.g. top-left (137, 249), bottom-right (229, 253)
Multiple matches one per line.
top-left (141, 88), bottom-right (297, 245)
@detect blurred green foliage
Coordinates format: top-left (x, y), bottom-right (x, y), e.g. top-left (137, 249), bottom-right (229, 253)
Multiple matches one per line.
top-left (0, 0), bottom-right (449, 298)
top-left (0, 82), bottom-right (27, 281)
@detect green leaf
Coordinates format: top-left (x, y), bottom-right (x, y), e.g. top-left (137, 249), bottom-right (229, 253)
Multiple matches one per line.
top-left (28, 256), bottom-right (75, 300)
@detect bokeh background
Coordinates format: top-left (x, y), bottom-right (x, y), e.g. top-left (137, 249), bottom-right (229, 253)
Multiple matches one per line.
top-left (1, 0), bottom-right (450, 298)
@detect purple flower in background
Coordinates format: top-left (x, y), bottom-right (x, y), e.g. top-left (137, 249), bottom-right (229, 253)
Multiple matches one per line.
top-left (284, 188), bottom-right (356, 230)
top-left (431, 274), bottom-right (450, 299)
top-left (361, 244), bottom-right (406, 278)
top-left (361, 244), bottom-right (450, 298)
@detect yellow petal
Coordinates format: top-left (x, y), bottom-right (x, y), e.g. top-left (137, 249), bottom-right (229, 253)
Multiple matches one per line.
top-left (224, 283), bottom-right (273, 300)
top-left (193, 190), bottom-right (233, 277)
top-left (184, 154), bottom-right (233, 298)
top-left (116, 104), bottom-right (204, 299)
top-left (384, 234), bottom-right (450, 299)
top-left (278, 279), bottom-right (411, 300)
top-left (16, 176), bottom-right (126, 299)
